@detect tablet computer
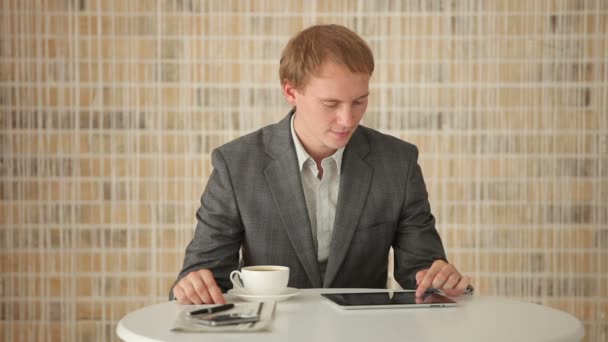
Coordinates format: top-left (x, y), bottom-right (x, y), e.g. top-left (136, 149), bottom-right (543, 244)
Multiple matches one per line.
top-left (321, 291), bottom-right (457, 310)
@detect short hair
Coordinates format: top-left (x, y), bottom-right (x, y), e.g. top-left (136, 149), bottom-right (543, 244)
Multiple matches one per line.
top-left (279, 24), bottom-right (375, 90)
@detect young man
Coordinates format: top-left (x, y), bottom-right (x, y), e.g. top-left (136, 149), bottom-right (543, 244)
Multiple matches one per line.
top-left (171, 24), bottom-right (471, 304)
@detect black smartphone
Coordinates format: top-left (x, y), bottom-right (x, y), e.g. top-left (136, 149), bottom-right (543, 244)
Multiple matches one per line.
top-left (193, 312), bottom-right (260, 326)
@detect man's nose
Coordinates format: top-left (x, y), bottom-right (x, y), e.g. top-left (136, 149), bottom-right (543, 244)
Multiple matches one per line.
top-left (336, 106), bottom-right (354, 127)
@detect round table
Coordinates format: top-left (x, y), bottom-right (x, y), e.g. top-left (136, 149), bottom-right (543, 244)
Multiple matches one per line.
top-left (116, 288), bottom-right (584, 342)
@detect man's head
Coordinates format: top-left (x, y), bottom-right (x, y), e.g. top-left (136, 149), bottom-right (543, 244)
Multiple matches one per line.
top-left (280, 24), bottom-right (374, 161)
top-left (279, 24), bottom-right (374, 90)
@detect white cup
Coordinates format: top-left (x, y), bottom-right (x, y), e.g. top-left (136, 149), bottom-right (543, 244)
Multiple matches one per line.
top-left (229, 265), bottom-right (289, 295)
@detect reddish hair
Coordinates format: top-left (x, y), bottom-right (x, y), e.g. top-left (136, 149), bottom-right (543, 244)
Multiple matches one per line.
top-left (279, 24), bottom-right (374, 90)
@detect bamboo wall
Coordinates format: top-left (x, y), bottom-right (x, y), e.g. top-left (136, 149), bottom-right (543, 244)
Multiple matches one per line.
top-left (1, 0), bottom-right (606, 341)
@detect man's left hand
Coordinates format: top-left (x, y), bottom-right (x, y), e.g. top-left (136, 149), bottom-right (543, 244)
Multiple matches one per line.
top-left (415, 260), bottom-right (471, 297)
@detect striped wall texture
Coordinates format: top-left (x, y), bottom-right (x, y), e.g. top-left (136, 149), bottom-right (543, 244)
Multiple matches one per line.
top-left (1, 0), bottom-right (607, 341)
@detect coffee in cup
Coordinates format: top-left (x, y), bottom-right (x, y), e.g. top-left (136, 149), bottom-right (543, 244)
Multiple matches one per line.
top-left (229, 265), bottom-right (289, 295)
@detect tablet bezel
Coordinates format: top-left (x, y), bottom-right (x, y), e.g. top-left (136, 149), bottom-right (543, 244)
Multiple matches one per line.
top-left (321, 291), bottom-right (458, 310)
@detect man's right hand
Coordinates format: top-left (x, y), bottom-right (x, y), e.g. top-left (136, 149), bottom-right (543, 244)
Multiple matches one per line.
top-left (172, 269), bottom-right (226, 304)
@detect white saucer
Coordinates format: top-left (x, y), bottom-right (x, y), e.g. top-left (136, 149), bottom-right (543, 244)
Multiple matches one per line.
top-left (227, 287), bottom-right (301, 302)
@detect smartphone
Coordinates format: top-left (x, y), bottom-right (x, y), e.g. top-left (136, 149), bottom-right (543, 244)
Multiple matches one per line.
top-left (193, 312), bottom-right (260, 326)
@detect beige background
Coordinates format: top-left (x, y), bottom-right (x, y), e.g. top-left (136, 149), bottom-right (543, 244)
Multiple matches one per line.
top-left (1, 0), bottom-right (607, 341)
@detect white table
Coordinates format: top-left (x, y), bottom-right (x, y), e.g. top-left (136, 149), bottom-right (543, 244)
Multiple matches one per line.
top-left (116, 288), bottom-right (584, 342)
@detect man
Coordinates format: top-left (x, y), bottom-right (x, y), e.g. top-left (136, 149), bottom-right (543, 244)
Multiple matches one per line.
top-left (171, 24), bottom-right (471, 304)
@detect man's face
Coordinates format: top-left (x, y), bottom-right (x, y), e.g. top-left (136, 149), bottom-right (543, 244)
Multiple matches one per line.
top-left (282, 60), bottom-right (371, 161)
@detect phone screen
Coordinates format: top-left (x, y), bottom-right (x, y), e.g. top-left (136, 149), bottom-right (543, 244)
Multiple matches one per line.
top-left (194, 312), bottom-right (260, 326)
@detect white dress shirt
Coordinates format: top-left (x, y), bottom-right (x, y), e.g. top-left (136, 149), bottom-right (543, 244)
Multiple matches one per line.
top-left (290, 114), bottom-right (343, 277)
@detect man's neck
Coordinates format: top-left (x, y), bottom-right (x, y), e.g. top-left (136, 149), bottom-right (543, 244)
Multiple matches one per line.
top-left (292, 118), bottom-right (336, 165)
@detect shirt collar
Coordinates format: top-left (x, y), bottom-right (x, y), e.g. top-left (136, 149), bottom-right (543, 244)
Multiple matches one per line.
top-left (290, 112), bottom-right (344, 173)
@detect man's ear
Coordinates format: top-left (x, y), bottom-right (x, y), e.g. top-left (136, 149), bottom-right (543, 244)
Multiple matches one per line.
top-left (281, 81), bottom-right (298, 106)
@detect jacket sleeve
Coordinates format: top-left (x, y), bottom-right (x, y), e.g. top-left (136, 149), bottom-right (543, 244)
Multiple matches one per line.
top-left (169, 149), bottom-right (244, 299)
top-left (392, 146), bottom-right (447, 289)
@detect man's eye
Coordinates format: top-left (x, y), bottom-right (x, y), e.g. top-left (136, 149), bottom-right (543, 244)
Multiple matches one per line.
top-left (353, 101), bottom-right (364, 106)
top-left (323, 103), bottom-right (338, 108)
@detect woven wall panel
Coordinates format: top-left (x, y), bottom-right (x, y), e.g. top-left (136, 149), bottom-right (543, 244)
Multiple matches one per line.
top-left (1, 0), bottom-right (606, 341)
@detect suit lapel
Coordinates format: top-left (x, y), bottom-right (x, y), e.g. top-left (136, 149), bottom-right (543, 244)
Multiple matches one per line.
top-left (323, 129), bottom-right (372, 287)
top-left (263, 111), bottom-right (323, 287)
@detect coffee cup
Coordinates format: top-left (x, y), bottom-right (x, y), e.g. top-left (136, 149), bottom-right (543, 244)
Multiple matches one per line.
top-left (229, 265), bottom-right (289, 295)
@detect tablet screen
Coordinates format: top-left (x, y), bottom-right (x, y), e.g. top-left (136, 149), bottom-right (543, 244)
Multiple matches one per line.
top-left (321, 291), bottom-right (457, 309)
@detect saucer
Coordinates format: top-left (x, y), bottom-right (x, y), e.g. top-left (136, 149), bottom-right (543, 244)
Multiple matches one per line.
top-left (228, 287), bottom-right (301, 302)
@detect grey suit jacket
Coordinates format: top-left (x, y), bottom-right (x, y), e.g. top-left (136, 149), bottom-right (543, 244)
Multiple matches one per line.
top-left (172, 111), bottom-right (446, 297)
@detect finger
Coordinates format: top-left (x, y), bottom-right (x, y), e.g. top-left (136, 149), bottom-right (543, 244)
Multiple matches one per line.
top-left (441, 271), bottom-right (461, 290)
top-left (200, 270), bottom-right (226, 304)
top-left (415, 269), bottom-right (427, 285)
top-left (458, 276), bottom-right (471, 293)
top-left (431, 265), bottom-right (456, 289)
top-left (416, 261), bottom-right (445, 297)
top-left (172, 284), bottom-right (190, 304)
top-left (416, 269), bottom-right (436, 297)
top-left (455, 276), bottom-right (471, 294)
top-left (182, 279), bottom-right (205, 304)
top-left (443, 276), bottom-right (470, 297)
top-left (189, 272), bottom-right (213, 304)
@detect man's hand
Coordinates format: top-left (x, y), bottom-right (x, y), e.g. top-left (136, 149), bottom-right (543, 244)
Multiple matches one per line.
top-left (172, 269), bottom-right (226, 304)
top-left (415, 260), bottom-right (471, 297)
